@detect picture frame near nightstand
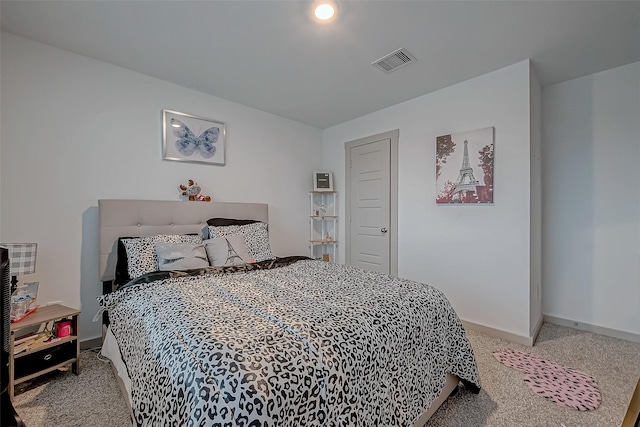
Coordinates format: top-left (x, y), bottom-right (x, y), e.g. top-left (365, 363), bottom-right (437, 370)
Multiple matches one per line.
top-left (313, 171), bottom-right (333, 192)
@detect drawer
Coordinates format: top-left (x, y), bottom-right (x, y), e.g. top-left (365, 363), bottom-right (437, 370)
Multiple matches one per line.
top-left (14, 340), bottom-right (76, 380)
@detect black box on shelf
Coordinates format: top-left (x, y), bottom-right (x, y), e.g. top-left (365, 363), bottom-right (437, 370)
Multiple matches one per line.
top-left (14, 340), bottom-right (76, 380)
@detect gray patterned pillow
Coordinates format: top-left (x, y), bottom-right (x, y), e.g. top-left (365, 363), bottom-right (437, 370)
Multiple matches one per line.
top-left (203, 235), bottom-right (251, 266)
top-left (206, 222), bottom-right (274, 262)
top-left (121, 234), bottom-right (203, 279)
top-left (155, 242), bottom-right (209, 271)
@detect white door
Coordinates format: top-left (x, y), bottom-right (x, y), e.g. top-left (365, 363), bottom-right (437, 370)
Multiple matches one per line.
top-left (346, 132), bottom-right (396, 274)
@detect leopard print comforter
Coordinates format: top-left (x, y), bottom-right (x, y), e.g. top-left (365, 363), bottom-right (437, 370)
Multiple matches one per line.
top-left (99, 259), bottom-right (480, 427)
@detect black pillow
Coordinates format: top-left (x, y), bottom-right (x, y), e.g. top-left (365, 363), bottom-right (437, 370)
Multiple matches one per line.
top-left (206, 218), bottom-right (259, 226)
top-left (114, 237), bottom-right (135, 287)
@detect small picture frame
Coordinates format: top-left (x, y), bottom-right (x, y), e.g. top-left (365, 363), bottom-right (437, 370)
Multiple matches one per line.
top-left (163, 109), bottom-right (226, 165)
top-left (313, 171), bottom-right (333, 192)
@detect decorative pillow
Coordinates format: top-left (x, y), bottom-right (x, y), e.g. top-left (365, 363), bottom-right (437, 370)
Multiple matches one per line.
top-left (121, 234), bottom-right (203, 279)
top-left (155, 242), bottom-right (209, 271)
top-left (203, 235), bottom-right (252, 267)
top-left (206, 218), bottom-right (259, 227)
top-left (206, 222), bottom-right (274, 262)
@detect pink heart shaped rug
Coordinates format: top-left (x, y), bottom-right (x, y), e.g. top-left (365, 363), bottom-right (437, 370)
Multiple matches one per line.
top-left (493, 349), bottom-right (601, 411)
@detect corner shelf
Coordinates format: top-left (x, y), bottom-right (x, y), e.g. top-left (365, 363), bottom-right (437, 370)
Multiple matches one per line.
top-left (309, 191), bottom-right (338, 262)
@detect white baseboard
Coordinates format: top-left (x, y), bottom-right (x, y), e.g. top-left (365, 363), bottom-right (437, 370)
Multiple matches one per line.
top-left (461, 320), bottom-right (541, 347)
top-left (543, 315), bottom-right (640, 344)
top-left (531, 314), bottom-right (544, 344)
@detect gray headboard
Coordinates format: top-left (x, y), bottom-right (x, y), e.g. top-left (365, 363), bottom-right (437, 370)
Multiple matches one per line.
top-left (99, 199), bottom-right (268, 282)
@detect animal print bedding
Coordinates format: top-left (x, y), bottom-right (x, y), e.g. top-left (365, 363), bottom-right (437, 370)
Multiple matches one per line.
top-left (99, 259), bottom-right (480, 427)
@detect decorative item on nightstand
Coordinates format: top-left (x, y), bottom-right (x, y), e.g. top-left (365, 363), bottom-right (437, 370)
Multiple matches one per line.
top-left (9, 282), bottom-right (38, 324)
top-left (0, 244), bottom-right (37, 295)
top-left (0, 244), bottom-right (39, 323)
top-left (54, 320), bottom-right (72, 338)
top-left (309, 188), bottom-right (338, 262)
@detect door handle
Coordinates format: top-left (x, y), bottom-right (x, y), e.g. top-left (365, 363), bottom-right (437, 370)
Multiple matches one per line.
top-left (381, 228), bottom-right (388, 234)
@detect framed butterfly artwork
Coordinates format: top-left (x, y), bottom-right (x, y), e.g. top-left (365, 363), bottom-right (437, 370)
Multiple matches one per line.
top-left (162, 109), bottom-right (226, 165)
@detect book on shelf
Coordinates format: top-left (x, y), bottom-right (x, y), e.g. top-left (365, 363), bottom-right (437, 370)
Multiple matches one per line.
top-left (14, 341), bottom-right (34, 355)
top-left (13, 331), bottom-right (51, 354)
top-left (13, 331), bottom-right (37, 345)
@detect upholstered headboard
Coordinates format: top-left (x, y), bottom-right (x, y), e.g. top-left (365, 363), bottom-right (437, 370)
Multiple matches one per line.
top-left (99, 199), bottom-right (268, 282)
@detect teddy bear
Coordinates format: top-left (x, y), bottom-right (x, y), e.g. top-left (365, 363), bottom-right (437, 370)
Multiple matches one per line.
top-left (179, 179), bottom-right (211, 202)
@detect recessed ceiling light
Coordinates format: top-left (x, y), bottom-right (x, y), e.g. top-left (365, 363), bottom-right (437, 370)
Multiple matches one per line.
top-left (313, 1), bottom-right (336, 22)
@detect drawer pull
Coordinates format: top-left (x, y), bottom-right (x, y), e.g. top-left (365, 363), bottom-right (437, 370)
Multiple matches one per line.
top-left (44, 354), bottom-right (52, 361)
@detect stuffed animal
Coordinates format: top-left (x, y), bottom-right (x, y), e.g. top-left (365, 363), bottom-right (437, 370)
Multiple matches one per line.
top-left (179, 179), bottom-right (211, 202)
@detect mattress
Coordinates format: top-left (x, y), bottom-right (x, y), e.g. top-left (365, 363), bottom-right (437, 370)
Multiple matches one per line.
top-left (101, 327), bottom-right (133, 409)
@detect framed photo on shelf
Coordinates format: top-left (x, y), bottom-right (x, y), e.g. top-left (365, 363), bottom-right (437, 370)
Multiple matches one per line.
top-left (163, 109), bottom-right (226, 165)
top-left (313, 171), bottom-right (334, 192)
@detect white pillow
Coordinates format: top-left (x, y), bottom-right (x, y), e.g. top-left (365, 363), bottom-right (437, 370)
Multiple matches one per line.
top-left (155, 242), bottom-right (209, 271)
top-left (204, 235), bottom-right (252, 267)
top-left (121, 234), bottom-right (203, 279)
top-left (206, 222), bottom-right (274, 262)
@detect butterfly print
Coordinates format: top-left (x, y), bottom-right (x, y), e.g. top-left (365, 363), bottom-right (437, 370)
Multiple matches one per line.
top-left (171, 118), bottom-right (219, 158)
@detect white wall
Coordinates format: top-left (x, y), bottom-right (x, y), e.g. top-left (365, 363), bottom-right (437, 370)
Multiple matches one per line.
top-left (529, 63), bottom-right (543, 337)
top-left (0, 33), bottom-right (323, 341)
top-left (542, 61), bottom-right (640, 336)
top-left (0, 35), bottom-right (2, 236)
top-left (7, 27), bottom-right (634, 345)
top-left (323, 61), bottom-right (537, 339)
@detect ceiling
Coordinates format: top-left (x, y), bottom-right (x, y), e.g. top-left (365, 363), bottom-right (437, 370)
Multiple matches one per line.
top-left (1, 1), bottom-right (639, 129)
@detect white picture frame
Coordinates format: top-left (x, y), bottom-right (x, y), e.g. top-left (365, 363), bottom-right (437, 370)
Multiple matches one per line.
top-left (163, 109), bottom-right (226, 165)
top-left (313, 171), bottom-right (334, 192)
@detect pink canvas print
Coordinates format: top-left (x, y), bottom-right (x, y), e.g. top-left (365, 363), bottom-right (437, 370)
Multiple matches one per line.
top-left (436, 127), bottom-right (494, 204)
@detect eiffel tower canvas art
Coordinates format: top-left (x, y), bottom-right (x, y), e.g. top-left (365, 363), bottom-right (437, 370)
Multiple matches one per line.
top-left (436, 127), bottom-right (494, 204)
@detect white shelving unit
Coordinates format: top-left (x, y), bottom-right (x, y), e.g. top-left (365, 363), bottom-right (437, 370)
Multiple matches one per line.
top-left (309, 191), bottom-right (338, 262)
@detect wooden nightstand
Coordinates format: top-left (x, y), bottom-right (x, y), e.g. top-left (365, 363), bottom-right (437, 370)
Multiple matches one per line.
top-left (622, 377), bottom-right (640, 427)
top-left (8, 304), bottom-right (80, 399)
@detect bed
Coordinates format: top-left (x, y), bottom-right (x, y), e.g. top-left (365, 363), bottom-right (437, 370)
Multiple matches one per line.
top-left (97, 199), bottom-right (480, 426)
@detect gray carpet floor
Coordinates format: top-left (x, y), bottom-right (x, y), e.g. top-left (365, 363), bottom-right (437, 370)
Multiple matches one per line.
top-left (12, 323), bottom-right (640, 427)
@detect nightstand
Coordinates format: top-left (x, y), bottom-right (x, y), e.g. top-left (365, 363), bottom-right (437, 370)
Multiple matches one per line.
top-left (8, 304), bottom-right (80, 399)
top-left (622, 377), bottom-right (640, 427)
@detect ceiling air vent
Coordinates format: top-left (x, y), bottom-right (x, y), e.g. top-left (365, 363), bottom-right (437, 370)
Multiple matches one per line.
top-left (372, 47), bottom-right (417, 73)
